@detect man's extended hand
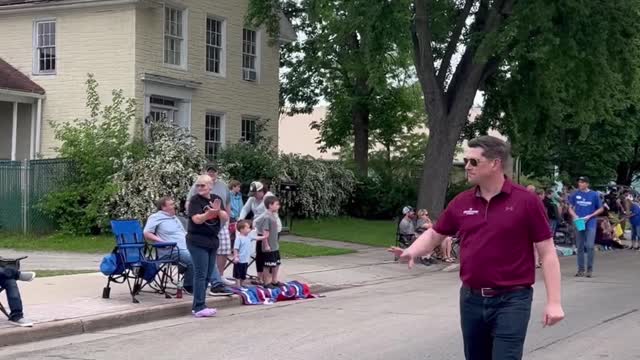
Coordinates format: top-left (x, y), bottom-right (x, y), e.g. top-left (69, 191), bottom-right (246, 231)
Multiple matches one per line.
top-left (387, 246), bottom-right (415, 269)
top-left (543, 303), bottom-right (565, 327)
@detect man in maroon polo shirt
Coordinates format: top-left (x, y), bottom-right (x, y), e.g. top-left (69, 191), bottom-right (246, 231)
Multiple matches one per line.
top-left (390, 136), bottom-right (564, 360)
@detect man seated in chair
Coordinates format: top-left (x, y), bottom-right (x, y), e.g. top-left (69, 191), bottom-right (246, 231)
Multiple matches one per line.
top-left (399, 206), bottom-right (417, 246)
top-left (144, 196), bottom-right (193, 294)
top-left (0, 265), bottom-right (36, 327)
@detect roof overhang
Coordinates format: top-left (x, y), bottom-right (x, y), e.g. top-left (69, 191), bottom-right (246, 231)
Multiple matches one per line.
top-left (0, 0), bottom-right (139, 14)
top-left (141, 73), bottom-right (202, 89)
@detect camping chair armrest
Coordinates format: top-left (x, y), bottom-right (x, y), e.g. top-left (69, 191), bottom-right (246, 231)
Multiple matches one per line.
top-left (117, 244), bottom-right (146, 249)
top-left (149, 242), bottom-right (178, 248)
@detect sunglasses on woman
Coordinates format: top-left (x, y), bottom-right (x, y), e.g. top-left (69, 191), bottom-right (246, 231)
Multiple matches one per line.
top-left (196, 183), bottom-right (207, 188)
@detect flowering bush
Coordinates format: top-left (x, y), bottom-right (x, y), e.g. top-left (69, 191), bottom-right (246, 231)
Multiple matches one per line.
top-left (108, 120), bottom-right (206, 221)
top-left (277, 154), bottom-right (356, 218)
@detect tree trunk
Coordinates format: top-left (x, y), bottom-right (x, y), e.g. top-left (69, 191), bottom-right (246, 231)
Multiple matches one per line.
top-left (616, 162), bottom-right (632, 186)
top-left (417, 113), bottom-right (466, 218)
top-left (352, 107), bottom-right (370, 176)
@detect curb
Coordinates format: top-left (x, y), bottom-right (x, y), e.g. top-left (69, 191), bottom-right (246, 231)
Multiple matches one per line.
top-left (0, 284), bottom-right (331, 348)
top-left (0, 295), bottom-right (234, 348)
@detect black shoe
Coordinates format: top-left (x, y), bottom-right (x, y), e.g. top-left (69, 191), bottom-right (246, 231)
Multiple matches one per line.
top-left (586, 271), bottom-right (593, 278)
top-left (575, 271), bottom-right (585, 277)
top-left (209, 286), bottom-right (233, 296)
top-left (183, 287), bottom-right (193, 296)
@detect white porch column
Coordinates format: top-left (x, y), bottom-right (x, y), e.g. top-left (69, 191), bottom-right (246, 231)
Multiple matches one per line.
top-left (11, 102), bottom-right (17, 161)
top-left (35, 98), bottom-right (43, 156)
top-left (30, 101), bottom-right (36, 159)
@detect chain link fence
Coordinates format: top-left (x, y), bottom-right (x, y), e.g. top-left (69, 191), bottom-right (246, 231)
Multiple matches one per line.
top-left (0, 159), bottom-right (72, 233)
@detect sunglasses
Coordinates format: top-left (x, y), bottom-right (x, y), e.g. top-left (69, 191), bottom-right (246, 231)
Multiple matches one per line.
top-left (463, 158), bottom-right (482, 167)
top-left (196, 184), bottom-right (207, 188)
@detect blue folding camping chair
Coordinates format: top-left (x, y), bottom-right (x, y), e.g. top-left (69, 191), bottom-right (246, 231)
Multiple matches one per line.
top-left (102, 220), bottom-right (178, 303)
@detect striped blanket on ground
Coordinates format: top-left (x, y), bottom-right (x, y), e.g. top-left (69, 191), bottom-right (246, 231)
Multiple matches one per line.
top-left (230, 281), bottom-right (317, 305)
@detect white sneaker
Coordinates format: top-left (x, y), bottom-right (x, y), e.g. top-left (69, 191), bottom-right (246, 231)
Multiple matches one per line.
top-left (18, 272), bottom-right (36, 282)
top-left (223, 278), bottom-right (236, 286)
top-left (9, 318), bottom-right (34, 327)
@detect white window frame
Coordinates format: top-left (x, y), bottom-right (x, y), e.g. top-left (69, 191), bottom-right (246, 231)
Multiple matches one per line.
top-left (32, 18), bottom-right (57, 75)
top-left (241, 116), bottom-right (258, 144)
top-left (205, 16), bottom-right (226, 77)
top-left (242, 28), bottom-right (260, 82)
top-left (205, 112), bottom-right (225, 160)
top-left (163, 4), bottom-right (188, 70)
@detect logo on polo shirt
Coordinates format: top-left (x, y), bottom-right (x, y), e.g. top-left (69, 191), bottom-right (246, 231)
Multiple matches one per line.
top-left (463, 208), bottom-right (479, 216)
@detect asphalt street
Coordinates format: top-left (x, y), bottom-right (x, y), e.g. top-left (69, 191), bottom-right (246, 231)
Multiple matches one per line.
top-left (1, 250), bottom-right (639, 360)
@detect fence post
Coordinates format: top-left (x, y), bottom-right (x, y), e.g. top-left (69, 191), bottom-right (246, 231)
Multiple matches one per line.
top-left (21, 159), bottom-right (29, 234)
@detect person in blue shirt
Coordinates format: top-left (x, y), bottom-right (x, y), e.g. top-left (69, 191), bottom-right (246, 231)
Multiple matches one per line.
top-left (232, 220), bottom-right (265, 287)
top-left (628, 198), bottom-right (640, 250)
top-left (569, 176), bottom-right (604, 278)
top-left (228, 180), bottom-right (244, 222)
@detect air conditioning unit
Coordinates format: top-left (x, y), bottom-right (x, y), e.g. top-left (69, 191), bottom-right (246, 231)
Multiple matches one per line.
top-left (243, 69), bottom-right (257, 81)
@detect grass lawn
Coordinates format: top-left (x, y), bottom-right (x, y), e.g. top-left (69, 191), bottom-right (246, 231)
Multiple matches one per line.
top-left (292, 217), bottom-right (396, 247)
top-left (0, 233), bottom-right (353, 258)
top-left (279, 241), bottom-right (354, 258)
top-left (0, 233), bottom-right (114, 254)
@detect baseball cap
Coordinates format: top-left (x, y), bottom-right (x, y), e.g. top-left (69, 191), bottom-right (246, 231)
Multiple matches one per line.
top-left (578, 176), bottom-right (590, 183)
top-left (249, 181), bottom-right (265, 194)
top-left (402, 206), bottom-right (414, 215)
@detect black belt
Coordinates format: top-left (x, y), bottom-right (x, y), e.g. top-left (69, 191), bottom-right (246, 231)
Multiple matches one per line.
top-left (463, 285), bottom-right (530, 298)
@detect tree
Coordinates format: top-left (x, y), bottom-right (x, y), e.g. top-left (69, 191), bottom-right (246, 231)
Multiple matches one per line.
top-left (252, 1), bottom-right (640, 216)
top-left (42, 74), bottom-right (137, 234)
top-left (412, 0), bottom-right (640, 215)
top-left (248, 0), bottom-right (414, 176)
top-left (465, 2), bottom-right (640, 187)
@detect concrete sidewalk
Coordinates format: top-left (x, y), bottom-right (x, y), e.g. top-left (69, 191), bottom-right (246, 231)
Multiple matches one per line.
top-left (1, 240), bottom-right (457, 347)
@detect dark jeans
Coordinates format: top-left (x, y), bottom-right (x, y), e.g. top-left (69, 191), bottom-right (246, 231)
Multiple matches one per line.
top-left (186, 243), bottom-right (218, 313)
top-left (159, 248), bottom-right (193, 292)
top-left (0, 267), bottom-right (24, 321)
top-left (460, 286), bottom-right (533, 360)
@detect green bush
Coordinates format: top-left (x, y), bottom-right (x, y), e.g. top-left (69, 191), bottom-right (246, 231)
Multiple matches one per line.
top-left (218, 135), bottom-right (356, 218)
top-left (346, 174), bottom-right (418, 219)
top-left (278, 155), bottom-right (356, 218)
top-left (107, 120), bottom-right (206, 221)
top-left (40, 75), bottom-right (136, 234)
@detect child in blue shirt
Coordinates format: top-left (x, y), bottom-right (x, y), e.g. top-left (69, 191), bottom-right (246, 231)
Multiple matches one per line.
top-left (233, 220), bottom-right (264, 287)
top-left (229, 180), bottom-right (244, 222)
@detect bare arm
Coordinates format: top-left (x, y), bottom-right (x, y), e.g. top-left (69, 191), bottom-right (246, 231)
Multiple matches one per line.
top-left (218, 210), bottom-right (229, 223)
top-left (535, 239), bottom-right (561, 304)
top-left (404, 229), bottom-right (448, 259)
top-left (191, 213), bottom-right (209, 225)
top-left (535, 238), bottom-right (565, 326)
top-left (143, 231), bottom-right (164, 243)
top-left (587, 207), bottom-right (604, 219)
top-left (262, 230), bottom-right (271, 251)
top-left (568, 207), bottom-right (578, 220)
top-left (238, 198), bottom-right (253, 220)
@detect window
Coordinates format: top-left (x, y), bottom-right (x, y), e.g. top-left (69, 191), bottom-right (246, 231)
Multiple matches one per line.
top-left (205, 113), bottom-right (223, 159)
top-left (242, 29), bottom-right (258, 81)
top-left (164, 7), bottom-right (185, 66)
top-left (206, 17), bottom-right (224, 74)
top-left (149, 96), bottom-right (178, 124)
top-left (34, 20), bottom-right (56, 74)
top-left (241, 117), bottom-right (257, 144)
